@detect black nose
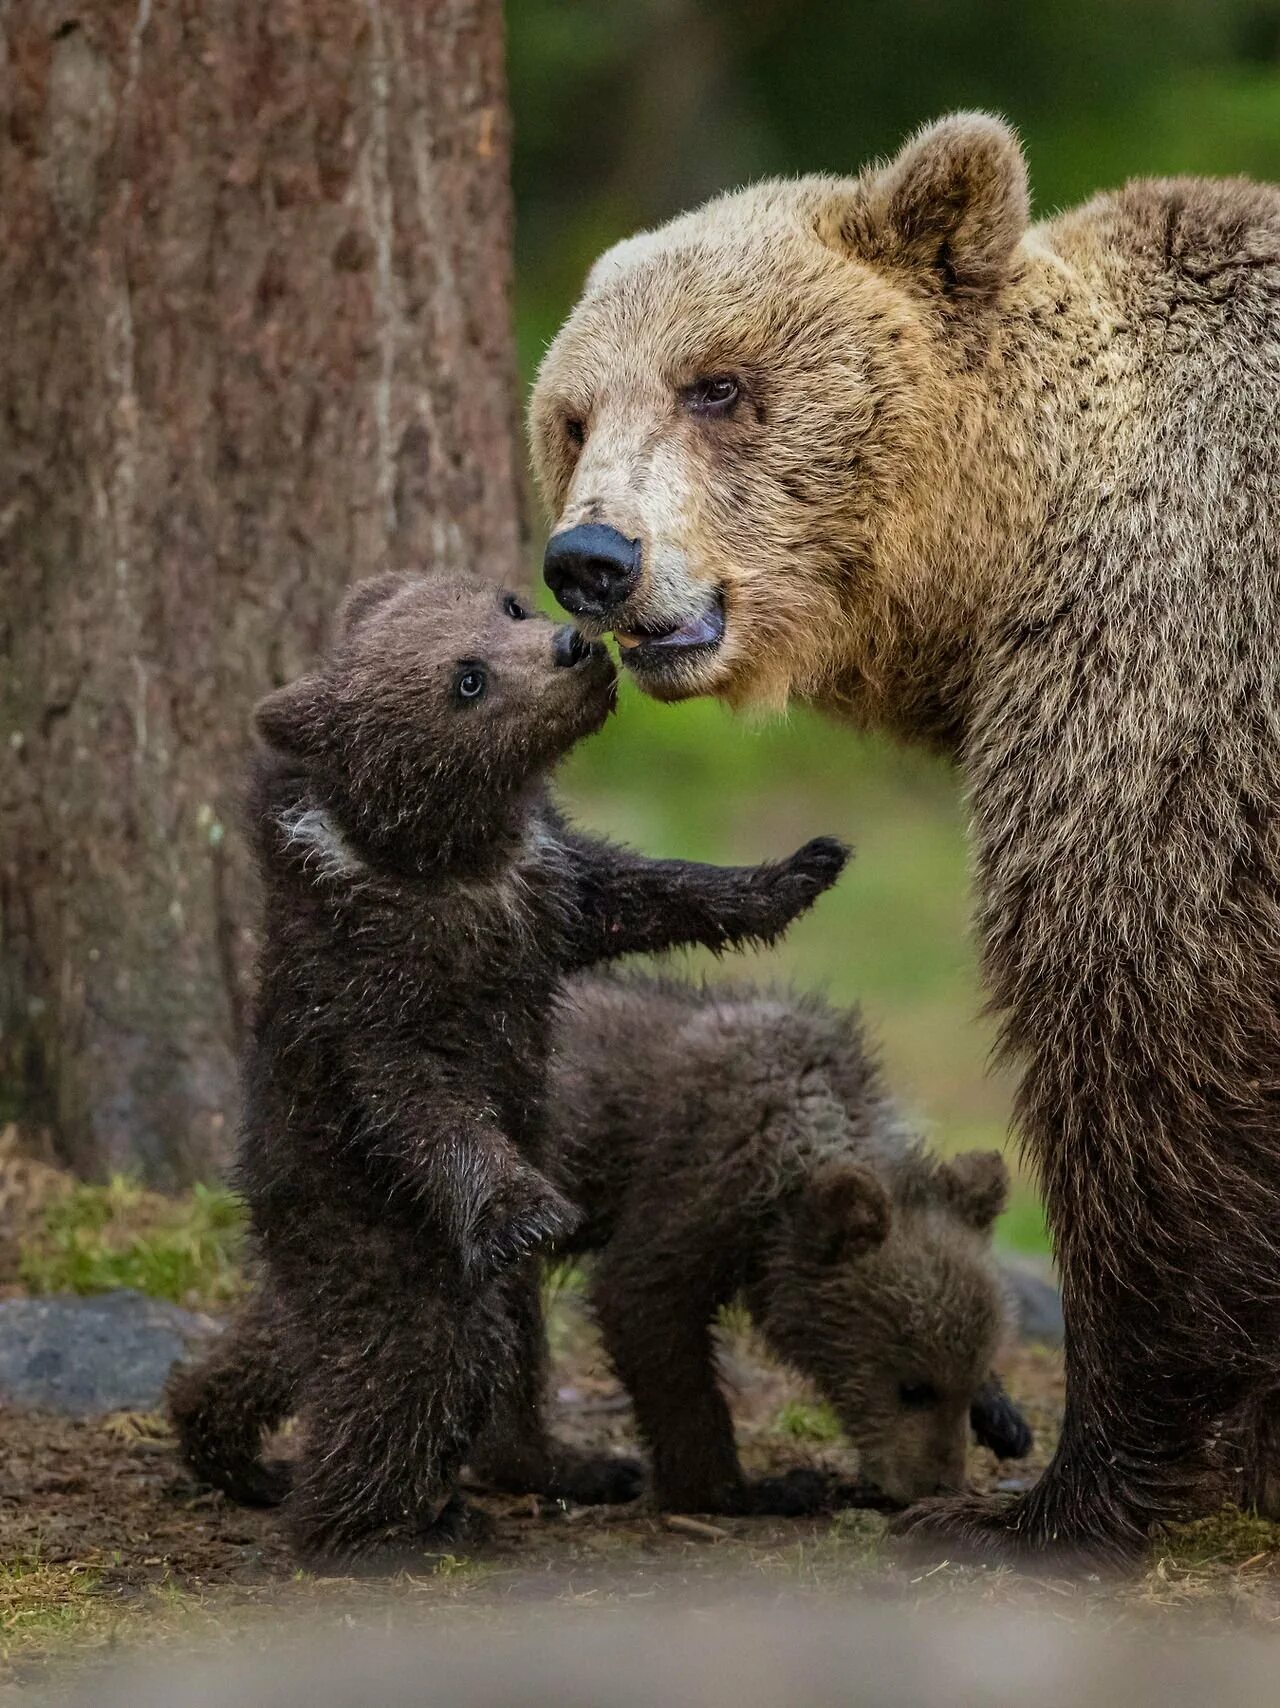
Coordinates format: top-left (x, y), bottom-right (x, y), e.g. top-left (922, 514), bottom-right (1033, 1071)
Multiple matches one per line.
top-left (543, 523), bottom-right (641, 618)
top-left (552, 624), bottom-right (590, 668)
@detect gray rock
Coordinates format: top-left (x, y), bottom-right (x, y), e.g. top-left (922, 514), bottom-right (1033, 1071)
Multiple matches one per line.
top-left (999, 1255), bottom-right (1064, 1346)
top-left (0, 1289), bottom-right (218, 1416)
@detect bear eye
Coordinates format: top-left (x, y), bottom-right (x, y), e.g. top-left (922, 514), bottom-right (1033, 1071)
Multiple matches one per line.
top-left (455, 665), bottom-right (487, 704)
top-left (898, 1381), bottom-right (939, 1409)
top-left (565, 417), bottom-right (586, 448)
top-left (502, 593), bottom-right (528, 620)
top-left (683, 374), bottom-right (740, 418)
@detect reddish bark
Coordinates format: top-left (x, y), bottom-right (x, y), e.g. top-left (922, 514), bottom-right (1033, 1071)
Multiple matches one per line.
top-left (0, 0), bottom-right (524, 1183)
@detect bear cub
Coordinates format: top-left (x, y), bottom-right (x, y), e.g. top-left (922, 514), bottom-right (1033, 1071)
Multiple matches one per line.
top-left (169, 570), bottom-right (847, 1564)
top-left (484, 974), bottom-right (1028, 1514)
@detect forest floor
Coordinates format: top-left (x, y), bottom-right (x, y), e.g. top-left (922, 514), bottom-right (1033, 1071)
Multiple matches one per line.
top-left (2, 1160), bottom-right (1280, 1697)
top-left (5, 1311), bottom-right (1280, 1700)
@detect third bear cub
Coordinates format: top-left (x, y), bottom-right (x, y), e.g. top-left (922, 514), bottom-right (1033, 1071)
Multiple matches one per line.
top-left (480, 974), bottom-right (1027, 1514)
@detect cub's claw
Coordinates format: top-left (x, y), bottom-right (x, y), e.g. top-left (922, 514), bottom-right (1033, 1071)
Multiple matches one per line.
top-left (751, 836), bottom-right (851, 939)
top-left (970, 1376), bottom-right (1034, 1460)
top-left (467, 1168), bottom-right (582, 1283)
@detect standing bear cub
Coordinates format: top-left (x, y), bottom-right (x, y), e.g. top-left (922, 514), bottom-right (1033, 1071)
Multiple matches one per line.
top-left (168, 570), bottom-right (847, 1565)
top-left (532, 112), bottom-right (1280, 1560)
top-left (475, 974), bottom-right (1027, 1515)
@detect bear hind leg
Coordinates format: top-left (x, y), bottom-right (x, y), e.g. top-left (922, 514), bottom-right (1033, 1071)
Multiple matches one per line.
top-left (167, 1285), bottom-right (296, 1508)
top-left (468, 1262), bottom-right (643, 1506)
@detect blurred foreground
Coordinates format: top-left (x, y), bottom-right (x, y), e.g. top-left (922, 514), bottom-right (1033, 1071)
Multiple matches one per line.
top-left (35, 1553), bottom-right (1280, 1708)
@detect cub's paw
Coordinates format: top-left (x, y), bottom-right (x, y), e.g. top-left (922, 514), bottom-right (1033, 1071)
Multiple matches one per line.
top-left (970, 1377), bottom-right (1034, 1461)
top-left (548, 1452), bottom-right (646, 1507)
top-left (758, 837), bottom-right (851, 929)
top-left (225, 1455), bottom-right (293, 1509)
top-left (300, 1497), bottom-right (496, 1578)
top-left (738, 1467), bottom-right (841, 1518)
top-left (468, 1168), bottom-right (582, 1281)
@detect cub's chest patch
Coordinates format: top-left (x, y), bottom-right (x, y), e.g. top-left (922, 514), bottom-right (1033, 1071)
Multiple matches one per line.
top-left (276, 805), bottom-right (367, 883)
top-left (455, 822), bottom-right (572, 935)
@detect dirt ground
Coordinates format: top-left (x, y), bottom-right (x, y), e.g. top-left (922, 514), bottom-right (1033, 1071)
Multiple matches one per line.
top-left (4, 1287), bottom-right (1280, 1700)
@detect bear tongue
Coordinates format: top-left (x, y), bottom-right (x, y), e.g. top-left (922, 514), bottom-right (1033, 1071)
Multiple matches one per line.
top-left (615, 606), bottom-right (725, 652)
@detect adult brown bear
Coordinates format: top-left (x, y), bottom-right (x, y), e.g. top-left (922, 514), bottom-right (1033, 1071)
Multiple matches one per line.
top-left (529, 113), bottom-right (1280, 1563)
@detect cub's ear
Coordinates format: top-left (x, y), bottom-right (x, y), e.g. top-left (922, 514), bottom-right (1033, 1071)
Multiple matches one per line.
top-left (335, 571), bottom-right (413, 639)
top-left (938, 1149), bottom-right (1009, 1233)
top-left (823, 112), bottom-right (1028, 309)
top-left (796, 1164), bottom-right (891, 1266)
top-left (254, 674), bottom-right (333, 760)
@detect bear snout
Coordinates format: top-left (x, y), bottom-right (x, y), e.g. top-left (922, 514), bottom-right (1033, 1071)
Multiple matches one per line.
top-left (552, 624), bottom-right (592, 668)
top-left (544, 522), bottom-right (642, 618)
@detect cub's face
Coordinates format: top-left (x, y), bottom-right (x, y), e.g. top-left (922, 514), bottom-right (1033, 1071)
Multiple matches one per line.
top-left (255, 571), bottom-right (616, 852)
top-left (766, 1149), bottom-right (1012, 1504)
top-left (530, 114), bottom-right (1029, 710)
top-left (817, 1221), bottom-right (1005, 1504)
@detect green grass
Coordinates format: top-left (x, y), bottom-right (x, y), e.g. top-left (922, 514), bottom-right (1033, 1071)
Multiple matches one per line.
top-left (1159, 1507), bottom-right (1280, 1570)
top-left (0, 1556), bottom-right (105, 1662)
top-left (19, 1178), bottom-right (247, 1310)
top-left (774, 1400), bottom-right (842, 1443)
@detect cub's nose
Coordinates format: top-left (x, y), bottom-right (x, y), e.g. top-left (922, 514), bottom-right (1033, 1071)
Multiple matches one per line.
top-left (543, 523), bottom-right (641, 618)
top-left (552, 624), bottom-right (590, 668)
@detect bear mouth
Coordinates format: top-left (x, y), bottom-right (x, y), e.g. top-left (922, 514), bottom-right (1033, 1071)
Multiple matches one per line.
top-left (611, 592), bottom-right (726, 666)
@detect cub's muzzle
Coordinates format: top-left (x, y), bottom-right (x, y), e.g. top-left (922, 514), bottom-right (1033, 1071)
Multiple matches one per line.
top-left (552, 624), bottom-right (591, 667)
top-left (544, 523), bottom-right (641, 618)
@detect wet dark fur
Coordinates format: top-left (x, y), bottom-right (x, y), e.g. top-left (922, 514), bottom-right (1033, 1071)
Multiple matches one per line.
top-left (178, 971), bottom-right (1028, 1521)
top-left (524, 975), bottom-right (1024, 1513)
top-left (168, 570), bottom-right (847, 1565)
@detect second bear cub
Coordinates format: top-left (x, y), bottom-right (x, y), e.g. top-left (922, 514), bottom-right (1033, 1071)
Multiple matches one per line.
top-left (479, 975), bottom-right (1025, 1513)
top-left (170, 570), bottom-right (847, 1564)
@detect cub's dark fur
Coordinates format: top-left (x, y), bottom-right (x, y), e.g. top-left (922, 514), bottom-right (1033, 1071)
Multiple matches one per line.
top-left (506, 975), bottom-right (1026, 1513)
top-left (169, 570), bottom-right (846, 1564)
top-left (178, 967), bottom-right (1027, 1521)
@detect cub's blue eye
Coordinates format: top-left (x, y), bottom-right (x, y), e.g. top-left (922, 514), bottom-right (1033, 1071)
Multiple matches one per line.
top-left (898, 1381), bottom-right (939, 1409)
top-left (502, 594), bottom-right (528, 620)
top-left (455, 668), bottom-right (487, 703)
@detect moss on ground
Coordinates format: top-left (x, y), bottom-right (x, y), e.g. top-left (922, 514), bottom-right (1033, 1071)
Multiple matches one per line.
top-left (18, 1178), bottom-right (247, 1311)
top-left (774, 1401), bottom-right (843, 1444)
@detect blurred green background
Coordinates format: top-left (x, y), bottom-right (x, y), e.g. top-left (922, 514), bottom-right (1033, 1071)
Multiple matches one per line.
top-left (506, 0), bottom-right (1280, 1255)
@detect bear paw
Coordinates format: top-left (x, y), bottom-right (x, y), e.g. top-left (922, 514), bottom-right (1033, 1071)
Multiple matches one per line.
top-left (547, 1453), bottom-right (645, 1507)
top-left (749, 837), bottom-right (851, 940)
top-left (738, 1467), bottom-right (840, 1518)
top-left (890, 1491), bottom-right (1138, 1573)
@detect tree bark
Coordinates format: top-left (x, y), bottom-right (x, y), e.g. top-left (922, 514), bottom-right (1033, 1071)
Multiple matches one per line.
top-left (0, 0), bottom-right (524, 1185)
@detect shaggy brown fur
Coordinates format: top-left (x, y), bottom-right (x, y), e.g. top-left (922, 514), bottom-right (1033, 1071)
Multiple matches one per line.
top-left (530, 115), bottom-right (1280, 1562)
top-left (477, 974), bottom-right (1026, 1514)
top-left (168, 570), bottom-right (847, 1565)
top-left (170, 971), bottom-right (1028, 1520)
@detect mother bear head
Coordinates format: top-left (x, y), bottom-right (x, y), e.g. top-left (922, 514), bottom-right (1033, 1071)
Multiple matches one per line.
top-left (529, 113), bottom-right (1039, 731)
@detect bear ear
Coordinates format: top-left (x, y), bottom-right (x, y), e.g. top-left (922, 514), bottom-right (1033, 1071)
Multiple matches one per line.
top-left (335, 571), bottom-right (413, 639)
top-left (824, 112), bottom-right (1028, 310)
top-left (938, 1150), bottom-right (1009, 1233)
top-left (796, 1164), bottom-right (892, 1266)
top-left (254, 674), bottom-right (334, 760)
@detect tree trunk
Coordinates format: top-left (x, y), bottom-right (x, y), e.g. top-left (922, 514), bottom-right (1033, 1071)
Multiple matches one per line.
top-left (0, 0), bottom-right (524, 1185)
